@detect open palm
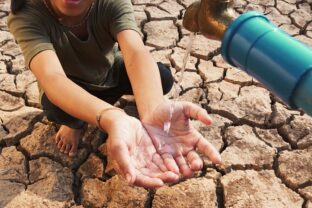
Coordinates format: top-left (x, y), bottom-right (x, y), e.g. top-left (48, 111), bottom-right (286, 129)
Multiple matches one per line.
top-left (106, 115), bottom-right (179, 188)
top-left (143, 101), bottom-right (221, 177)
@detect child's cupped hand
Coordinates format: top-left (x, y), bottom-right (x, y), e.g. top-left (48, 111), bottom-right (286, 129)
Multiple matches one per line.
top-left (106, 114), bottom-right (179, 188)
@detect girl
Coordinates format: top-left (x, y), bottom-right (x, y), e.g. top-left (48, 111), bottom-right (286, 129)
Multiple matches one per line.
top-left (8, 0), bottom-right (221, 188)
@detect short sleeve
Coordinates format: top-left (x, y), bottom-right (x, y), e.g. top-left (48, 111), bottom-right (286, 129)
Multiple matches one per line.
top-left (7, 12), bottom-right (54, 69)
top-left (108, 0), bottom-right (140, 40)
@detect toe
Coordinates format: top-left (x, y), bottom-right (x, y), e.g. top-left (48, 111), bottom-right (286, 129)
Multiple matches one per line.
top-left (60, 143), bottom-right (67, 153)
top-left (57, 140), bottom-right (63, 149)
top-left (69, 142), bottom-right (78, 157)
top-left (55, 132), bottom-right (61, 144)
top-left (64, 144), bottom-right (71, 154)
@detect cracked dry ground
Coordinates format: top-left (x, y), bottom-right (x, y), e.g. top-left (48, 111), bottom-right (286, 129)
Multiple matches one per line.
top-left (0, 0), bottom-right (312, 207)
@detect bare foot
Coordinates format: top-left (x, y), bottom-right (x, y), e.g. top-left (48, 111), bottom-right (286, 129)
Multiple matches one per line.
top-left (55, 125), bottom-right (82, 157)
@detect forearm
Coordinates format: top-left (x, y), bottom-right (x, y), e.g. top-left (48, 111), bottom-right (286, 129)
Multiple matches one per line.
top-left (125, 48), bottom-right (166, 120)
top-left (39, 73), bottom-right (121, 131)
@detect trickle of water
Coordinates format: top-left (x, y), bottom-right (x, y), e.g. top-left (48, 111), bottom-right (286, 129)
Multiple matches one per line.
top-left (172, 32), bottom-right (196, 99)
top-left (163, 33), bottom-right (196, 134)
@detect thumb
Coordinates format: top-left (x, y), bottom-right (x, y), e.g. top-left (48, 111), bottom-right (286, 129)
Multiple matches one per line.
top-left (182, 101), bottom-right (212, 125)
top-left (109, 140), bottom-right (136, 185)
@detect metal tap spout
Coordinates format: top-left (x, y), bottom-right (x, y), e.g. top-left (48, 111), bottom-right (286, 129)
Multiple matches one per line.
top-left (183, 0), bottom-right (237, 40)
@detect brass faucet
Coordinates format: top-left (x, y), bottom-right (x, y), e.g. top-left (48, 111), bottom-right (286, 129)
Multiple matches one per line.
top-left (183, 0), bottom-right (237, 40)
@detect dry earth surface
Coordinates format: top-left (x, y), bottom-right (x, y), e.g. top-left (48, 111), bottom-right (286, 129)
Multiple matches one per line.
top-left (0, 0), bottom-right (312, 207)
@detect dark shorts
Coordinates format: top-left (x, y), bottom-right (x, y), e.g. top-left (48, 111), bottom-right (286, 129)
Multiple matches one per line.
top-left (41, 57), bottom-right (174, 129)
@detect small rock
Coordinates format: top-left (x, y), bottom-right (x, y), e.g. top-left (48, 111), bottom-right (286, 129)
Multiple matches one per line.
top-left (271, 102), bottom-right (300, 126)
top-left (279, 24), bottom-right (300, 36)
top-left (0, 180), bottom-right (25, 208)
top-left (26, 81), bottom-right (40, 108)
top-left (175, 71), bottom-right (202, 90)
top-left (151, 49), bottom-right (172, 66)
top-left (0, 90), bottom-right (24, 111)
top-left (0, 73), bottom-right (17, 93)
top-left (170, 47), bottom-right (197, 72)
top-left (152, 178), bottom-right (217, 208)
top-left (20, 123), bottom-right (88, 169)
top-left (144, 20), bottom-right (179, 49)
top-left (276, 1), bottom-right (296, 15)
top-left (4, 190), bottom-right (66, 208)
top-left (191, 114), bottom-right (231, 153)
top-left (280, 115), bottom-right (312, 148)
top-left (80, 176), bottom-right (148, 208)
top-left (0, 106), bottom-right (42, 124)
top-left (208, 84), bottom-right (272, 125)
top-left (28, 157), bottom-right (74, 202)
top-left (10, 55), bottom-right (26, 74)
top-left (255, 128), bottom-right (290, 151)
top-left (266, 7), bottom-right (291, 26)
top-left (16, 70), bottom-right (37, 92)
top-left (80, 178), bottom-right (107, 208)
top-left (177, 88), bottom-right (204, 103)
top-left (158, 1), bottom-right (184, 18)
top-left (134, 11), bottom-right (146, 27)
top-left (219, 125), bottom-right (276, 173)
top-left (290, 9), bottom-right (312, 28)
top-left (212, 54), bottom-right (232, 69)
top-left (221, 170), bottom-right (304, 208)
top-left (145, 6), bottom-right (177, 21)
top-left (198, 60), bottom-right (224, 83)
top-left (0, 146), bottom-right (28, 183)
top-left (77, 153), bottom-right (104, 179)
top-left (278, 147), bottom-right (312, 189)
top-left (178, 35), bottom-right (220, 60)
top-left (81, 124), bottom-right (106, 151)
top-left (2, 110), bottom-right (43, 146)
top-left (225, 67), bottom-right (252, 85)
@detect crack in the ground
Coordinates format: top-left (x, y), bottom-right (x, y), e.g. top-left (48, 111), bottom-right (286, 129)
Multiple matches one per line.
top-left (217, 164), bottom-right (274, 175)
top-left (144, 189), bottom-right (155, 208)
top-left (216, 178), bottom-right (225, 208)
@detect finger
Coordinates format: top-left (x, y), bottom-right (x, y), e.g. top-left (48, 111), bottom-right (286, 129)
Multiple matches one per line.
top-left (110, 142), bottom-right (135, 184)
top-left (161, 153), bottom-right (179, 174)
top-left (152, 154), bottom-right (168, 172)
top-left (187, 150), bottom-right (203, 171)
top-left (175, 154), bottom-right (194, 177)
top-left (196, 134), bottom-right (221, 164)
top-left (182, 102), bottom-right (212, 125)
top-left (134, 172), bottom-right (164, 188)
top-left (139, 167), bottom-right (179, 183)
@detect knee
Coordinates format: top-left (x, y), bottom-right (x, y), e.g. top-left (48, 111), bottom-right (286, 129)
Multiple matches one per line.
top-left (157, 62), bottom-right (174, 95)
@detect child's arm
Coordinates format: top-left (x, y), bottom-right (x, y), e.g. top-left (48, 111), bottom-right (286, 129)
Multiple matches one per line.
top-left (116, 30), bottom-right (166, 121)
top-left (117, 30), bottom-right (221, 175)
top-left (30, 50), bottom-right (119, 131)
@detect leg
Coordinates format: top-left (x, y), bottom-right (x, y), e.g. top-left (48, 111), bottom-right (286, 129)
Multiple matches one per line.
top-left (41, 94), bottom-right (85, 157)
top-left (93, 56), bottom-right (174, 102)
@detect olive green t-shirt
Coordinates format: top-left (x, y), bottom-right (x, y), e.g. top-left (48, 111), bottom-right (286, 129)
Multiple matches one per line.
top-left (7, 0), bottom-right (139, 90)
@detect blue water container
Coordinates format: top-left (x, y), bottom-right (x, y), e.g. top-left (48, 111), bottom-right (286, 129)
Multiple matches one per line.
top-left (221, 11), bottom-right (312, 116)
